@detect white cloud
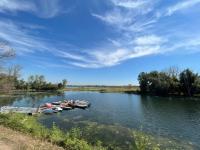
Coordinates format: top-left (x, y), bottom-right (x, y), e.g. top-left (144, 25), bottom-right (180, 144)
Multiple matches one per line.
top-left (0, 0), bottom-right (65, 18)
top-left (56, 50), bottom-right (92, 63)
top-left (92, 0), bottom-right (157, 32)
top-left (111, 0), bottom-right (147, 9)
top-left (166, 0), bottom-right (200, 16)
top-left (0, 0), bottom-right (35, 13)
top-left (59, 44), bottom-right (161, 68)
top-left (134, 35), bottom-right (165, 45)
top-left (1, 0), bottom-right (200, 69)
top-left (34, 0), bottom-right (65, 18)
top-left (92, 9), bottom-right (132, 28)
top-left (0, 20), bottom-right (53, 55)
top-left (88, 0), bottom-right (163, 68)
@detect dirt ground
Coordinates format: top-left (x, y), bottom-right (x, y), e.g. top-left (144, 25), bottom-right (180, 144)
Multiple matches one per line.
top-left (0, 126), bottom-right (64, 150)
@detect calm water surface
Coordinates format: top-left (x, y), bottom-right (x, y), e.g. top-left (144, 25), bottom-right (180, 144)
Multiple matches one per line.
top-left (0, 91), bottom-right (200, 148)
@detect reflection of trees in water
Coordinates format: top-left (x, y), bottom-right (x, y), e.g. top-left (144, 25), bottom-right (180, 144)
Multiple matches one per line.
top-left (0, 96), bottom-right (17, 106)
top-left (25, 92), bottom-right (65, 107)
top-left (0, 92), bottom-right (65, 107)
top-left (139, 96), bottom-right (200, 146)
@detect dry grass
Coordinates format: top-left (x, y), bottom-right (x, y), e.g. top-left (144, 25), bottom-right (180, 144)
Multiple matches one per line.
top-left (0, 125), bottom-right (64, 150)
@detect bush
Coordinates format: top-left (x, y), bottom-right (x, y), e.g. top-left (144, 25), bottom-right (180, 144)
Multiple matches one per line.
top-left (63, 137), bottom-right (91, 150)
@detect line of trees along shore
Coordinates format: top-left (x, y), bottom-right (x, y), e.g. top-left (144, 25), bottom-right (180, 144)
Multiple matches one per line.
top-left (138, 67), bottom-right (200, 96)
top-left (0, 43), bottom-right (67, 93)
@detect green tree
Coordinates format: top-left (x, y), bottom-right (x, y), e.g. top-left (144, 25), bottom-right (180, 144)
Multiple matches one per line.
top-left (138, 72), bottom-right (148, 93)
top-left (138, 70), bottom-right (179, 95)
top-left (179, 69), bottom-right (199, 96)
top-left (62, 79), bottom-right (67, 88)
top-left (28, 75), bottom-right (34, 90)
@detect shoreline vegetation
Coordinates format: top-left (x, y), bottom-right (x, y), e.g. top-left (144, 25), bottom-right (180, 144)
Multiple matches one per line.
top-left (0, 113), bottom-right (195, 150)
top-left (65, 85), bottom-right (140, 93)
top-left (0, 125), bottom-right (64, 150)
top-left (138, 68), bottom-right (200, 97)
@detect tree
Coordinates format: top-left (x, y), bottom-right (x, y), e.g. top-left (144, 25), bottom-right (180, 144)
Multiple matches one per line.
top-left (58, 83), bottom-right (63, 89)
top-left (138, 72), bottom-right (148, 93)
top-left (7, 65), bottom-right (22, 90)
top-left (0, 43), bottom-right (17, 93)
top-left (62, 79), bottom-right (67, 88)
top-left (138, 70), bottom-right (179, 95)
top-left (179, 69), bottom-right (198, 96)
top-left (194, 76), bottom-right (200, 94)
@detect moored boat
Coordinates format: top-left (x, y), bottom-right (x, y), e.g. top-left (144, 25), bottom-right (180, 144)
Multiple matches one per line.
top-left (74, 100), bottom-right (90, 109)
top-left (51, 101), bottom-right (62, 105)
top-left (42, 108), bottom-right (58, 114)
top-left (61, 106), bottom-right (72, 110)
top-left (52, 107), bottom-right (63, 112)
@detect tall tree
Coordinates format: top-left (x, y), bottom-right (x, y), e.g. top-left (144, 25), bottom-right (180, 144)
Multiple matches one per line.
top-left (0, 42), bottom-right (16, 93)
top-left (62, 79), bottom-right (67, 88)
top-left (138, 72), bottom-right (148, 93)
top-left (179, 69), bottom-right (198, 96)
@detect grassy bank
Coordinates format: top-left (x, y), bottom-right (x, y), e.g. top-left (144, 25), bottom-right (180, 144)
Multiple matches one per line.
top-left (0, 113), bottom-right (195, 150)
top-left (0, 113), bottom-right (108, 150)
top-left (0, 125), bottom-right (64, 150)
top-left (0, 90), bottom-right (64, 98)
top-left (65, 86), bottom-right (140, 93)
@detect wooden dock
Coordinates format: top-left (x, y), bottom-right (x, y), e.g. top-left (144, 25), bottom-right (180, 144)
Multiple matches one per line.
top-left (0, 106), bottom-right (40, 115)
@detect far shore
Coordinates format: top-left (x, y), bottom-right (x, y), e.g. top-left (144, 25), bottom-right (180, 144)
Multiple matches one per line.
top-left (1, 86), bottom-right (200, 98)
top-left (64, 85), bottom-right (140, 93)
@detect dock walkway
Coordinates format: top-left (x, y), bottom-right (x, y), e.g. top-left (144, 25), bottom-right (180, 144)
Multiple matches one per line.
top-left (0, 106), bottom-right (39, 114)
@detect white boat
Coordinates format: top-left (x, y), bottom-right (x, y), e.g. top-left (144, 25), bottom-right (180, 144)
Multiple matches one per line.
top-left (74, 100), bottom-right (90, 108)
top-left (42, 109), bottom-right (58, 114)
top-left (52, 107), bottom-right (63, 112)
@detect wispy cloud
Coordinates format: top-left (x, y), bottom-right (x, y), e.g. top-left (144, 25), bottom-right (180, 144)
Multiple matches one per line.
top-left (86, 0), bottom-right (200, 68)
top-left (134, 35), bottom-right (165, 45)
top-left (1, 0), bottom-right (200, 69)
top-left (0, 20), bottom-right (51, 54)
top-left (0, 0), bottom-right (35, 13)
top-left (166, 0), bottom-right (200, 16)
top-left (0, 0), bottom-right (66, 18)
top-left (111, 0), bottom-right (147, 9)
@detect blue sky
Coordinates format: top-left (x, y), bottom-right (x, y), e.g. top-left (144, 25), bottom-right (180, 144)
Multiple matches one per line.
top-left (1, 0), bottom-right (200, 85)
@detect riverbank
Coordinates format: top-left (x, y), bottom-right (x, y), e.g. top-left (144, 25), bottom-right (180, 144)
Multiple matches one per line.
top-left (0, 113), bottom-right (196, 150)
top-left (65, 86), bottom-right (140, 93)
top-left (0, 125), bottom-right (64, 150)
top-left (64, 86), bottom-right (200, 98)
top-left (0, 113), bottom-right (108, 150)
top-left (0, 90), bottom-right (63, 98)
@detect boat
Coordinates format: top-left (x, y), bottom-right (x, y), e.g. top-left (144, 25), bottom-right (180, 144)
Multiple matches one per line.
top-left (75, 104), bottom-right (88, 109)
top-left (52, 107), bottom-right (63, 112)
top-left (61, 106), bottom-right (72, 110)
top-left (60, 102), bottom-right (73, 110)
top-left (51, 101), bottom-right (62, 105)
top-left (40, 103), bottom-right (53, 109)
top-left (74, 100), bottom-right (90, 109)
top-left (42, 109), bottom-right (58, 114)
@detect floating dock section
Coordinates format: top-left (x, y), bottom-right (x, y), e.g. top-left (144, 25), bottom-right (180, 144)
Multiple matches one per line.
top-left (0, 106), bottom-right (40, 115)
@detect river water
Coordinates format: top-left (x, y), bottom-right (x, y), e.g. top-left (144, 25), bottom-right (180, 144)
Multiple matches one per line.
top-left (0, 91), bottom-right (200, 148)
